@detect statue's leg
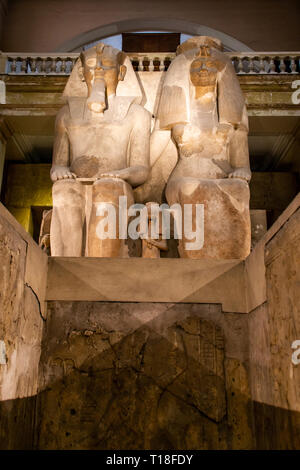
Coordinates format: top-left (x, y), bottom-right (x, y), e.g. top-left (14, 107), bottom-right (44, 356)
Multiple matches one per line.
top-left (50, 179), bottom-right (85, 256)
top-left (166, 177), bottom-right (251, 260)
top-left (88, 177), bottom-right (134, 257)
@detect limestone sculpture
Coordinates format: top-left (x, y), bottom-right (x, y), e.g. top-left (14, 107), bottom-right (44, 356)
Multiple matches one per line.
top-left (50, 43), bottom-right (150, 257)
top-left (152, 36), bottom-right (251, 259)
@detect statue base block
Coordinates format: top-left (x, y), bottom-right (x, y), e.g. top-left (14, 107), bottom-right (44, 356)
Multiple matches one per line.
top-left (46, 257), bottom-right (250, 312)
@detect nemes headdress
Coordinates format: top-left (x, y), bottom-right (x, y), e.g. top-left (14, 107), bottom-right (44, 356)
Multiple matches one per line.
top-left (63, 43), bottom-right (143, 104)
top-left (156, 36), bottom-right (245, 130)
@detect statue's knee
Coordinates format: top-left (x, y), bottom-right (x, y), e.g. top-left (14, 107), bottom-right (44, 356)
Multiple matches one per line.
top-left (219, 178), bottom-right (250, 203)
top-left (52, 179), bottom-right (84, 208)
top-left (92, 178), bottom-right (134, 206)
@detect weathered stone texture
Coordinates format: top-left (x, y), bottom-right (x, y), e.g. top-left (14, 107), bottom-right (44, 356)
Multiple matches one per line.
top-left (249, 208), bottom-right (300, 449)
top-left (36, 302), bottom-right (253, 450)
top-left (0, 212), bottom-right (45, 449)
top-left (1, 200), bottom-right (300, 449)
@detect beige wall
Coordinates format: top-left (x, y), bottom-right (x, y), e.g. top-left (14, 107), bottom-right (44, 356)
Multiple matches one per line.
top-left (1, 0), bottom-right (299, 52)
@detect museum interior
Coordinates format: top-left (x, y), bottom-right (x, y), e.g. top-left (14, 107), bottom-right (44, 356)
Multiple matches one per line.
top-left (0, 0), bottom-right (299, 450)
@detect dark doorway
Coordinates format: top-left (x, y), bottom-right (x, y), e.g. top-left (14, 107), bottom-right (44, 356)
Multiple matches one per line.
top-left (122, 33), bottom-right (180, 52)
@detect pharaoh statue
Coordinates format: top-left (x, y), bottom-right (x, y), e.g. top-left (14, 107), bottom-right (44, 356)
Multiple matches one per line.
top-left (50, 43), bottom-right (150, 257)
top-left (151, 36), bottom-right (251, 259)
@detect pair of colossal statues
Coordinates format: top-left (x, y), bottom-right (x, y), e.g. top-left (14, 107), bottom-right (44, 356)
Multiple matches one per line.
top-left (50, 36), bottom-right (251, 260)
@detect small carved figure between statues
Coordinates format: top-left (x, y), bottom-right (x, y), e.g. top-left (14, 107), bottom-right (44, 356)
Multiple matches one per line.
top-left (142, 202), bottom-right (168, 258)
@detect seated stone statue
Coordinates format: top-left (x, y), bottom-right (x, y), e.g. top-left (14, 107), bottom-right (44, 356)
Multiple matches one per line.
top-left (50, 43), bottom-right (150, 257)
top-left (153, 36), bottom-right (251, 259)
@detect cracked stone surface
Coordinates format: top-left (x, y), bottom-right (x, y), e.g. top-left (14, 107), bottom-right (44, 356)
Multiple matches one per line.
top-left (36, 302), bottom-right (253, 449)
top-left (249, 208), bottom-right (300, 450)
top-left (0, 215), bottom-right (44, 449)
top-left (1, 206), bottom-right (300, 449)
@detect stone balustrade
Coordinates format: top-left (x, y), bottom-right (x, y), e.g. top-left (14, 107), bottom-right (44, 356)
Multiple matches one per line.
top-left (128, 52), bottom-right (174, 71)
top-left (0, 53), bottom-right (78, 75)
top-left (0, 51), bottom-right (299, 75)
top-left (231, 53), bottom-right (300, 74)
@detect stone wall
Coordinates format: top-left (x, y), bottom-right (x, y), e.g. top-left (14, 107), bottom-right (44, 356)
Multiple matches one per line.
top-left (0, 203), bottom-right (47, 449)
top-left (36, 302), bottom-right (254, 450)
top-left (249, 208), bottom-right (300, 449)
top-left (1, 1), bottom-right (299, 52)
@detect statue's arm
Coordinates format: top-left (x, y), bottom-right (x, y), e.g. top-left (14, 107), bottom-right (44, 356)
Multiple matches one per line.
top-left (50, 106), bottom-right (74, 182)
top-left (217, 62), bottom-right (251, 182)
top-left (126, 105), bottom-right (151, 186)
top-left (228, 105), bottom-right (251, 182)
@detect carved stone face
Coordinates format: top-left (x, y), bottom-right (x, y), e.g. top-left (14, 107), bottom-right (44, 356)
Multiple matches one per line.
top-left (80, 46), bottom-right (127, 113)
top-left (189, 57), bottom-right (218, 88)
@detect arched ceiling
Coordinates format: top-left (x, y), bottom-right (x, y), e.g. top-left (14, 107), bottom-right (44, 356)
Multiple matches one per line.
top-left (57, 19), bottom-right (253, 53)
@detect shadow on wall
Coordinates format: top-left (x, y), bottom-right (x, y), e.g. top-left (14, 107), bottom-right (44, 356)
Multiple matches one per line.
top-left (0, 300), bottom-right (298, 450)
top-left (1, 394), bottom-right (299, 450)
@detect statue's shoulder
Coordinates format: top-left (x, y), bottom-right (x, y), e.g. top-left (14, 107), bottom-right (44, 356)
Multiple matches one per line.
top-left (55, 104), bottom-right (71, 124)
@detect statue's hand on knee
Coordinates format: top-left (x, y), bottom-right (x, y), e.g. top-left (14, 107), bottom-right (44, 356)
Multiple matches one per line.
top-left (228, 167), bottom-right (251, 182)
top-left (99, 170), bottom-right (124, 180)
top-left (99, 166), bottom-right (149, 187)
top-left (50, 165), bottom-right (76, 182)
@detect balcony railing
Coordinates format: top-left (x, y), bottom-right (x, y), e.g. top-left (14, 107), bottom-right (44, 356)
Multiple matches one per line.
top-left (1, 51), bottom-right (300, 75)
